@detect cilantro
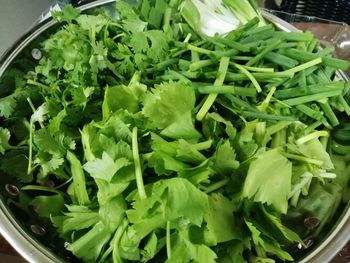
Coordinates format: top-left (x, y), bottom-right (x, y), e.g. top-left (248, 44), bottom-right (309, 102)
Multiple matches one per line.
top-left (1, 0), bottom-right (349, 262)
top-left (52, 4), bottom-right (80, 23)
top-left (0, 95), bottom-right (16, 118)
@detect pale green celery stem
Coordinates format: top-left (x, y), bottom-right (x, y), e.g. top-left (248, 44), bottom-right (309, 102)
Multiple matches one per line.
top-left (288, 172), bottom-right (313, 199)
top-left (290, 190), bottom-right (301, 207)
top-left (319, 171), bottom-right (336, 179)
top-left (111, 219), bottom-right (128, 263)
top-left (296, 130), bottom-right (329, 145)
top-left (234, 63), bottom-right (262, 93)
top-left (255, 122), bottom-right (266, 146)
top-left (283, 152), bottom-right (323, 166)
top-left (132, 127), bottom-right (147, 200)
top-left (320, 135), bottom-right (329, 150)
top-left (204, 179), bottom-right (230, 194)
top-left (196, 57), bottom-right (230, 121)
top-left (163, 7), bottom-right (172, 31)
top-left (193, 139), bottom-right (212, 151)
top-left (266, 121), bottom-right (292, 136)
top-left (191, 50), bottom-right (200, 62)
top-left (271, 128), bottom-right (286, 149)
top-left (166, 221), bottom-right (171, 260)
top-left (301, 177), bottom-right (313, 195)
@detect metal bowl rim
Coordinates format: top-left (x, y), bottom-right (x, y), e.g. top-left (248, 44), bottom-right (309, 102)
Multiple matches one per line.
top-left (0, 3), bottom-right (349, 263)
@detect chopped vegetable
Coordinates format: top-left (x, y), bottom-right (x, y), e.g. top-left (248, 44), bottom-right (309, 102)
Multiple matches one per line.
top-left (0, 0), bottom-right (350, 262)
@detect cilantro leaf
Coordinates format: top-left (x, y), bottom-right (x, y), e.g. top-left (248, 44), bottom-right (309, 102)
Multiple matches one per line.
top-left (52, 4), bottom-right (80, 23)
top-left (0, 95), bottom-right (16, 118)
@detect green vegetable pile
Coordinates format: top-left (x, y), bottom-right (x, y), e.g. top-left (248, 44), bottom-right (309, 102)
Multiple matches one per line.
top-left (0, 0), bottom-right (350, 262)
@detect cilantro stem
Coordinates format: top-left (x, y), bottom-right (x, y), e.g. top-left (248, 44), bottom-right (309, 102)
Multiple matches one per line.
top-left (27, 79), bottom-right (50, 90)
top-left (166, 220), bottom-right (171, 260)
top-left (26, 98), bottom-right (36, 113)
top-left (27, 98), bottom-right (44, 128)
top-left (27, 118), bottom-right (34, 175)
top-left (204, 179), bottom-right (230, 194)
top-left (296, 130), bottom-right (329, 145)
top-left (132, 127), bottom-right (147, 200)
top-left (196, 57), bottom-right (230, 121)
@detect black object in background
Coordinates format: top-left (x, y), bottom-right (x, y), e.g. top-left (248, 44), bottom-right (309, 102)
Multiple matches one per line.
top-left (265, 0), bottom-right (350, 23)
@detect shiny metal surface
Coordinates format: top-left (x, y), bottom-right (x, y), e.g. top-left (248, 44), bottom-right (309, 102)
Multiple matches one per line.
top-left (0, 2), bottom-right (349, 263)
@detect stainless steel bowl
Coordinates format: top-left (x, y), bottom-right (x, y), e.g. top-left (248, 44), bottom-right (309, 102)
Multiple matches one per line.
top-left (0, 1), bottom-right (349, 262)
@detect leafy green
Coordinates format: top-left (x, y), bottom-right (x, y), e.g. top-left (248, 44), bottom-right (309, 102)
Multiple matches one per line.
top-left (242, 149), bottom-right (292, 213)
top-left (0, 0), bottom-right (349, 262)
